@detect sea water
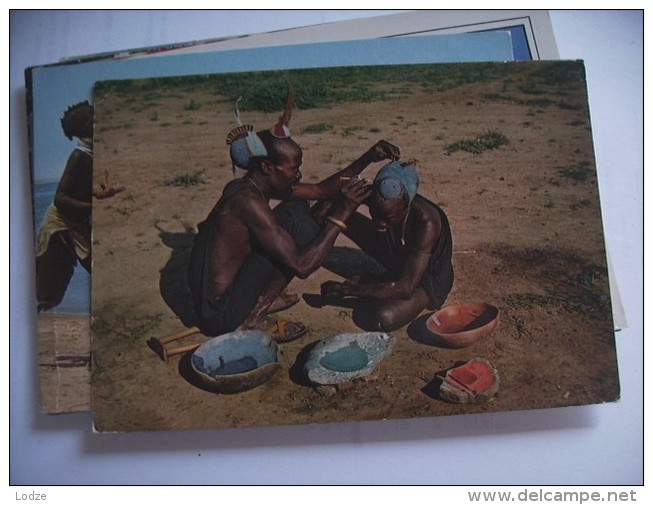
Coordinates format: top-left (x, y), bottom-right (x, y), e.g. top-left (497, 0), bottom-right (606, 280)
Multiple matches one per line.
top-left (33, 182), bottom-right (90, 314)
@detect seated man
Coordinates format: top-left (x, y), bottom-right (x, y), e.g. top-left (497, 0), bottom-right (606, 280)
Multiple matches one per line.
top-left (320, 159), bottom-right (454, 332)
top-left (187, 101), bottom-right (399, 340)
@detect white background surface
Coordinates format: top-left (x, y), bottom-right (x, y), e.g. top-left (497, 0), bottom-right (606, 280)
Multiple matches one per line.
top-left (8, 10), bottom-right (643, 486)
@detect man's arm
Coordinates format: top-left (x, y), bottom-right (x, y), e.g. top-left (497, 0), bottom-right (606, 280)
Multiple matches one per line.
top-left (53, 150), bottom-right (93, 221)
top-left (243, 180), bottom-right (371, 279)
top-left (322, 249), bottom-right (432, 301)
top-left (290, 140), bottom-right (400, 201)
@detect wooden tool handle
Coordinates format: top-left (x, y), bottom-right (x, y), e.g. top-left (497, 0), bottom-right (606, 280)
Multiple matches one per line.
top-left (165, 342), bottom-right (201, 358)
top-left (159, 326), bottom-right (200, 344)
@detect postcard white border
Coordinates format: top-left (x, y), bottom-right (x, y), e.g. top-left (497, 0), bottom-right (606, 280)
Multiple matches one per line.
top-left (8, 10), bottom-right (642, 487)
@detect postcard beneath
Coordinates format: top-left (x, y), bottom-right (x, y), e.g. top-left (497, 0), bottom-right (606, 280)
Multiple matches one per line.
top-left (28, 32), bottom-right (514, 414)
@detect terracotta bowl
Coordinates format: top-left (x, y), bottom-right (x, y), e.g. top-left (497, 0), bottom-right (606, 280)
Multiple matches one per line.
top-left (191, 330), bottom-right (280, 394)
top-left (424, 303), bottom-right (500, 349)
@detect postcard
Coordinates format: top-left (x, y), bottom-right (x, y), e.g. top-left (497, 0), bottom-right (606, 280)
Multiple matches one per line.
top-left (90, 60), bottom-right (619, 432)
top-left (147, 9), bottom-right (559, 61)
top-left (28, 32), bottom-right (515, 414)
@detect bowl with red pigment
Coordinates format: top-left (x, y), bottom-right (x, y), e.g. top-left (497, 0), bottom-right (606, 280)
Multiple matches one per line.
top-left (424, 303), bottom-right (500, 349)
top-left (438, 358), bottom-right (500, 403)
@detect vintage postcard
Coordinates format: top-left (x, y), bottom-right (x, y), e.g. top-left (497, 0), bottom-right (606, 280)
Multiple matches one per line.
top-left (27, 32), bottom-right (514, 414)
top-left (90, 60), bottom-right (619, 432)
top-left (151, 9), bottom-right (559, 61)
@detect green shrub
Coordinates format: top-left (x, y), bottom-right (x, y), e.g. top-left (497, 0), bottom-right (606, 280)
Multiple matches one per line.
top-left (557, 161), bottom-right (593, 182)
top-left (162, 170), bottom-right (206, 187)
top-left (184, 99), bottom-right (202, 111)
top-left (303, 123), bottom-right (333, 134)
top-left (444, 130), bottom-right (509, 155)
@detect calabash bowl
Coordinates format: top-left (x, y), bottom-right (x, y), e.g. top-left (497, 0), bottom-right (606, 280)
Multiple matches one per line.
top-left (191, 330), bottom-right (280, 394)
top-left (303, 332), bottom-right (394, 386)
top-left (424, 303), bottom-right (500, 349)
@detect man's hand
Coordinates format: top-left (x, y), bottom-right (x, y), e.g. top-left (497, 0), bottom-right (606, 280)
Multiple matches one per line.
top-left (339, 178), bottom-right (372, 215)
top-left (94, 185), bottom-right (126, 200)
top-left (367, 140), bottom-right (401, 163)
top-left (321, 280), bottom-right (348, 299)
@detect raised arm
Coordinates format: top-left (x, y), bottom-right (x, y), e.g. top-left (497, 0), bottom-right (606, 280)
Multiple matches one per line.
top-left (244, 180), bottom-right (372, 279)
top-left (53, 149), bottom-right (93, 221)
top-left (290, 140), bottom-right (400, 201)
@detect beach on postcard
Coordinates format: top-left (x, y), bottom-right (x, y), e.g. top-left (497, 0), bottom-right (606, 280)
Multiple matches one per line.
top-left (90, 61), bottom-right (619, 432)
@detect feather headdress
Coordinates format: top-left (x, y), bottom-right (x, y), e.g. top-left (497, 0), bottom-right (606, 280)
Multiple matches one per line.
top-left (226, 80), bottom-right (294, 174)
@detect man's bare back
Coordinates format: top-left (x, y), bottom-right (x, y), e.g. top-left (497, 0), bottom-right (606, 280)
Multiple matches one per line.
top-left (208, 179), bottom-right (265, 299)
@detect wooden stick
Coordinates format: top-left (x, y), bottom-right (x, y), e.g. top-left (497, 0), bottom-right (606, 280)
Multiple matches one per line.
top-left (164, 342), bottom-right (202, 360)
top-left (148, 339), bottom-right (202, 362)
top-left (159, 326), bottom-right (200, 344)
top-left (147, 326), bottom-right (201, 361)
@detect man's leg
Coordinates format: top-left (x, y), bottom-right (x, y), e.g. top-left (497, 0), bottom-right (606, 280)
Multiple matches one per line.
top-left (201, 200), bottom-right (320, 335)
top-left (36, 232), bottom-right (77, 311)
top-left (352, 286), bottom-right (431, 332)
top-left (340, 212), bottom-right (431, 331)
top-left (245, 200), bottom-right (321, 323)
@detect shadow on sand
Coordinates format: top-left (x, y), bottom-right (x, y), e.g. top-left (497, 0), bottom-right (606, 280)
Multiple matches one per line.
top-left (156, 223), bottom-right (198, 328)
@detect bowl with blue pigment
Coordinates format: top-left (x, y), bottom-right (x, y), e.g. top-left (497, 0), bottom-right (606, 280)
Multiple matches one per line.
top-left (191, 330), bottom-right (280, 393)
top-left (303, 332), bottom-right (395, 386)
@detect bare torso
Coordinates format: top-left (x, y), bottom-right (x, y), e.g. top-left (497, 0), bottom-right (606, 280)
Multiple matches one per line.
top-left (208, 179), bottom-right (266, 298)
top-left (402, 195), bottom-right (442, 252)
top-left (54, 148), bottom-right (93, 223)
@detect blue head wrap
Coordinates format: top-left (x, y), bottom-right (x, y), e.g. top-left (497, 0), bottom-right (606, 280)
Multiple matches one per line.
top-left (227, 126), bottom-right (268, 171)
top-left (374, 159), bottom-right (420, 205)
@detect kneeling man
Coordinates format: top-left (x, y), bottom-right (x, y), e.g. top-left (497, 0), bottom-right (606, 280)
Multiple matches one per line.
top-left (320, 160), bottom-right (454, 332)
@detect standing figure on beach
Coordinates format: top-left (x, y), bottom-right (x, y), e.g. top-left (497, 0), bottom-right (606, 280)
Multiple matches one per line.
top-left (188, 92), bottom-right (400, 341)
top-left (319, 159), bottom-right (454, 332)
top-left (35, 101), bottom-right (124, 312)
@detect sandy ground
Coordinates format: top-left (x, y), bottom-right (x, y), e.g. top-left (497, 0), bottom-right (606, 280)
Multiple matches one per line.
top-left (90, 62), bottom-right (619, 432)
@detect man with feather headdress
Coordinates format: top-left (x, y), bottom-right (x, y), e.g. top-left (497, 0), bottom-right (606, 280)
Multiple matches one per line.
top-left (188, 89), bottom-right (399, 340)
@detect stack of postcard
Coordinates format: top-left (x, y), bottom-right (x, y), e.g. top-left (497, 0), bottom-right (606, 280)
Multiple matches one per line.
top-left (25, 11), bottom-right (620, 433)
